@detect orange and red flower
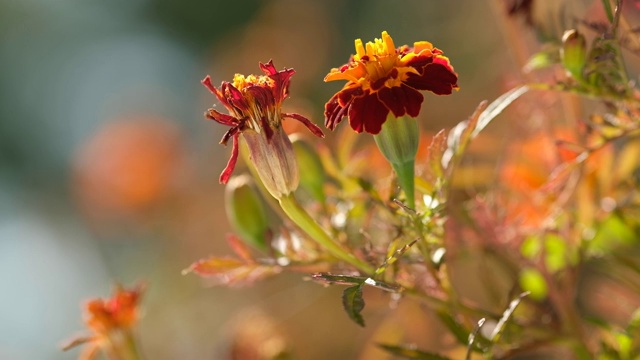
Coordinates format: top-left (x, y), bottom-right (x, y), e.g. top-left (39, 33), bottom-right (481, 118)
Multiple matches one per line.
top-left (202, 61), bottom-right (324, 187)
top-left (62, 283), bottom-right (144, 360)
top-left (324, 31), bottom-right (459, 134)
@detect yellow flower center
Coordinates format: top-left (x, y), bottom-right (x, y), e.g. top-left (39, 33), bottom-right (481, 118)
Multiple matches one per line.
top-left (232, 73), bottom-right (273, 90)
top-left (325, 31), bottom-right (425, 92)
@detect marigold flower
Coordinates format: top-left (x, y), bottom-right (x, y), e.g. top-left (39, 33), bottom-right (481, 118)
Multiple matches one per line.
top-left (324, 31), bottom-right (459, 134)
top-left (202, 61), bottom-right (324, 198)
top-left (62, 283), bottom-right (144, 360)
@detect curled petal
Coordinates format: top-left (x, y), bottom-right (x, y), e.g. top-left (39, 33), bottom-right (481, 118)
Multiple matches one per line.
top-left (284, 113), bottom-right (325, 138)
top-left (206, 108), bottom-right (239, 126)
top-left (220, 122), bottom-right (244, 145)
top-left (324, 94), bottom-right (349, 131)
top-left (220, 134), bottom-right (240, 184)
top-left (348, 93), bottom-right (389, 134)
top-left (223, 83), bottom-right (250, 112)
top-left (202, 76), bottom-right (232, 111)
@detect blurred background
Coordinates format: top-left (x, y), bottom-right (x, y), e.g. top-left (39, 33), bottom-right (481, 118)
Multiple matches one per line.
top-left (0, 0), bottom-right (619, 359)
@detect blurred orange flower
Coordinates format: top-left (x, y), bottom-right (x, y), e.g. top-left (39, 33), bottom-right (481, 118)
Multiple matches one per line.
top-left (62, 283), bottom-right (145, 360)
top-left (324, 31), bottom-right (458, 134)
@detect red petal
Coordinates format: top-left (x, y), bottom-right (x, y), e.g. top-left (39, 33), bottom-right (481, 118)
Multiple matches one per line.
top-left (284, 112), bottom-right (325, 138)
top-left (338, 85), bottom-right (363, 107)
top-left (219, 134), bottom-right (240, 184)
top-left (261, 60), bottom-right (294, 103)
top-left (206, 108), bottom-right (238, 126)
top-left (224, 83), bottom-right (250, 111)
top-left (377, 84), bottom-right (424, 118)
top-left (348, 93), bottom-right (389, 134)
top-left (203, 77), bottom-right (233, 110)
top-left (405, 62), bottom-right (458, 95)
top-left (324, 94), bottom-right (347, 131)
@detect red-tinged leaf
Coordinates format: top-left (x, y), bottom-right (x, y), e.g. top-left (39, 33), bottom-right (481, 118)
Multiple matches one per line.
top-left (342, 284), bottom-right (365, 327)
top-left (226, 233), bottom-right (255, 264)
top-left (183, 256), bottom-right (281, 287)
top-left (444, 101), bottom-right (487, 168)
top-left (378, 344), bottom-right (451, 359)
top-left (428, 129), bottom-right (447, 179)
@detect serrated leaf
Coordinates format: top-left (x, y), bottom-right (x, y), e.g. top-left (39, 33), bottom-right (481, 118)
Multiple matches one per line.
top-left (311, 273), bottom-right (401, 292)
top-left (445, 101), bottom-right (487, 167)
top-left (427, 129), bottom-right (447, 181)
top-left (378, 344), bottom-right (451, 360)
top-left (375, 239), bottom-right (418, 276)
top-left (473, 86), bottom-right (529, 138)
top-left (183, 256), bottom-right (281, 287)
top-left (342, 284), bottom-right (365, 327)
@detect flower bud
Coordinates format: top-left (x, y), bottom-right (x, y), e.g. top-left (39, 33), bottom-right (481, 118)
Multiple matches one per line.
top-left (374, 114), bottom-right (419, 208)
top-left (243, 125), bottom-right (299, 200)
top-left (561, 29), bottom-right (587, 81)
top-left (225, 175), bottom-right (270, 250)
top-left (290, 135), bottom-right (326, 202)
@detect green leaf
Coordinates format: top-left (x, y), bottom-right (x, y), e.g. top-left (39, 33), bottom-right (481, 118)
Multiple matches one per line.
top-left (378, 344), bottom-right (451, 360)
top-left (519, 268), bottom-right (548, 301)
top-left (342, 284), bottom-right (365, 327)
top-left (523, 45), bottom-right (561, 72)
top-left (311, 273), bottom-right (401, 292)
top-left (436, 311), bottom-right (469, 345)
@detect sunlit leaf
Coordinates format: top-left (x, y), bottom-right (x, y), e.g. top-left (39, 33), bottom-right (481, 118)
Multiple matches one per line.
top-left (375, 239), bottom-right (418, 276)
top-left (489, 292), bottom-right (529, 342)
top-left (183, 256), bottom-right (281, 287)
top-left (428, 129), bottom-right (447, 179)
top-left (378, 344), bottom-right (451, 360)
top-left (523, 45), bottom-right (561, 72)
top-left (466, 318), bottom-right (486, 360)
top-left (342, 284), bottom-right (365, 327)
top-left (473, 86), bottom-right (529, 138)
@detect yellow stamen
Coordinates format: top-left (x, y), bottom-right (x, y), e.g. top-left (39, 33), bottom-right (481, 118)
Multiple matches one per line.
top-left (355, 39), bottom-right (366, 59)
top-left (365, 41), bottom-right (375, 58)
top-left (382, 31), bottom-right (395, 55)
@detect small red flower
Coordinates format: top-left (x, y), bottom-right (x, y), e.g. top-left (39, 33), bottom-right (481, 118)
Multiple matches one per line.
top-left (202, 61), bottom-right (324, 185)
top-left (324, 31), bottom-right (459, 134)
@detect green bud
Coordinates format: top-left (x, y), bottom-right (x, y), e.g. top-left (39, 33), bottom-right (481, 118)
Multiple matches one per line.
top-left (561, 29), bottom-right (587, 81)
top-left (290, 135), bottom-right (326, 202)
top-left (225, 175), bottom-right (270, 250)
top-left (374, 114), bottom-right (419, 209)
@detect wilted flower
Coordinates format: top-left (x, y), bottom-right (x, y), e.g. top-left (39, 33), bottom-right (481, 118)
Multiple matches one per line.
top-left (324, 31), bottom-right (458, 134)
top-left (202, 61), bottom-right (324, 199)
top-left (62, 283), bottom-right (144, 360)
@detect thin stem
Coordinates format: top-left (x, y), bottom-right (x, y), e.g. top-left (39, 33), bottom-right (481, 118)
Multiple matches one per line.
top-left (391, 160), bottom-right (416, 209)
top-left (278, 194), bottom-right (375, 274)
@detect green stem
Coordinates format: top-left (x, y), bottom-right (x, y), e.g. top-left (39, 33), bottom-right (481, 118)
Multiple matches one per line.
top-left (391, 160), bottom-right (416, 209)
top-left (278, 194), bottom-right (374, 274)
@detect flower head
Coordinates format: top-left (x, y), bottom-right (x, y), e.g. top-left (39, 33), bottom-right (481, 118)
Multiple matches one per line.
top-left (62, 283), bottom-right (144, 360)
top-left (202, 61), bottom-right (324, 198)
top-left (324, 31), bottom-right (458, 134)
